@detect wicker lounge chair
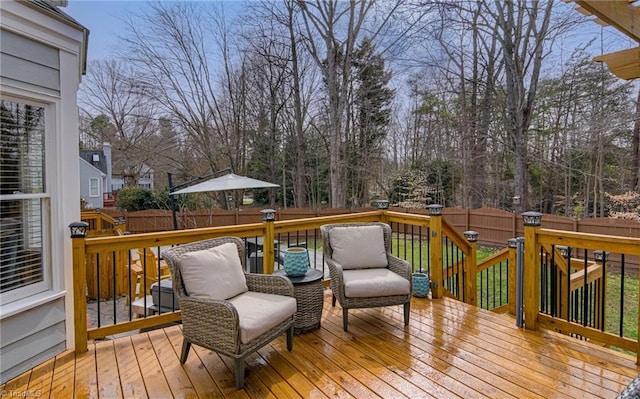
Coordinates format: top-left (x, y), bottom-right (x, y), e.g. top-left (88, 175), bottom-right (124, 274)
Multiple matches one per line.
top-left (320, 222), bottom-right (412, 331)
top-left (163, 237), bottom-right (296, 389)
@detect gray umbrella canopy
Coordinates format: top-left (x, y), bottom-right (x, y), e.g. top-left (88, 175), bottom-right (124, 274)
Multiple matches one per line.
top-left (170, 173), bottom-right (279, 195)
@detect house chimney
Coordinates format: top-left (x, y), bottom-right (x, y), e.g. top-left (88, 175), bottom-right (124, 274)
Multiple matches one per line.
top-left (103, 142), bottom-right (112, 193)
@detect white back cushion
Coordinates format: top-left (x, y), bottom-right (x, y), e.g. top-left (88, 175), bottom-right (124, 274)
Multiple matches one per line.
top-left (178, 242), bottom-right (248, 300)
top-left (329, 225), bottom-right (388, 269)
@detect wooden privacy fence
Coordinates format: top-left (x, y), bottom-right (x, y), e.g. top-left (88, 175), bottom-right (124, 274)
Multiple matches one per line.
top-left (97, 207), bottom-right (640, 271)
top-left (104, 206), bottom-right (640, 243)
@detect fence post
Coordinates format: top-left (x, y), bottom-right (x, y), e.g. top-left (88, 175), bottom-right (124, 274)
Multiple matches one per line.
top-left (463, 231), bottom-right (478, 306)
top-left (427, 205), bottom-right (444, 299)
top-left (261, 209), bottom-right (277, 274)
top-left (507, 238), bottom-right (518, 315)
top-left (69, 222), bottom-right (89, 353)
top-left (522, 212), bottom-right (543, 331)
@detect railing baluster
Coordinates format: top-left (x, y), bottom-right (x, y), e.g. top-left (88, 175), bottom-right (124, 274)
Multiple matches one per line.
top-left (112, 251), bottom-right (117, 324)
top-left (411, 225), bottom-right (415, 268)
top-left (156, 245), bottom-right (162, 313)
top-left (403, 224), bottom-right (407, 261)
top-left (142, 248), bottom-right (147, 318)
top-left (128, 251), bottom-right (133, 321)
top-left (492, 260), bottom-right (496, 309)
top-left (566, 247), bottom-right (572, 324)
top-left (417, 226), bottom-right (423, 273)
top-left (600, 253), bottom-right (607, 332)
top-left (583, 249), bottom-right (588, 327)
top-left (620, 254), bottom-right (626, 337)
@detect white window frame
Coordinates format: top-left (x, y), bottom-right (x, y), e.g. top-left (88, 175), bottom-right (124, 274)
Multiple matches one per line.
top-left (89, 177), bottom-right (100, 197)
top-left (0, 97), bottom-right (53, 306)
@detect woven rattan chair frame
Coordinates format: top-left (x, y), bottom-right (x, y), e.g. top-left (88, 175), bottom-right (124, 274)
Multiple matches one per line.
top-left (320, 222), bottom-right (412, 331)
top-left (163, 237), bottom-right (295, 389)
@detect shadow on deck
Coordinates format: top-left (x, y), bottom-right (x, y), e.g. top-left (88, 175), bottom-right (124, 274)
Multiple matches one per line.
top-left (2, 292), bottom-right (638, 398)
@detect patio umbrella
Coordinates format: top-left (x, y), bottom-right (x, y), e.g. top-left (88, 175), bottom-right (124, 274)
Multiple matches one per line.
top-left (170, 173), bottom-right (279, 195)
top-left (169, 173), bottom-right (279, 230)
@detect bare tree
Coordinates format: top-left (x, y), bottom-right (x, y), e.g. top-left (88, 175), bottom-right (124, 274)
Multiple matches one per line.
top-left (121, 2), bottom-right (245, 177)
top-left (490, 0), bottom-right (574, 213)
top-left (427, 1), bottom-right (502, 208)
top-left (79, 60), bottom-right (177, 185)
top-left (295, 0), bottom-right (410, 207)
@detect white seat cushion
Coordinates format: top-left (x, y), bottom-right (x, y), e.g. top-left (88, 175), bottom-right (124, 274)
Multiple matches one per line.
top-left (178, 242), bottom-right (248, 300)
top-left (228, 291), bottom-right (296, 344)
top-left (343, 268), bottom-right (410, 298)
top-left (329, 225), bottom-right (388, 269)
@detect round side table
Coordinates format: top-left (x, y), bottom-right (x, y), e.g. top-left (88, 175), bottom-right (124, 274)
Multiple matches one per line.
top-left (274, 268), bottom-right (324, 334)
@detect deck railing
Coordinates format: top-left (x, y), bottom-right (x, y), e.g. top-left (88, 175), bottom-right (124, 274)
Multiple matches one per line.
top-left (73, 209), bottom-right (458, 352)
top-left (80, 210), bottom-right (124, 237)
top-left (70, 208), bottom-right (640, 363)
top-left (475, 246), bottom-right (514, 312)
top-left (522, 217), bottom-right (640, 359)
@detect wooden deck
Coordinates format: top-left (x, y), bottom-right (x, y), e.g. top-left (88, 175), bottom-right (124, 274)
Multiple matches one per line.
top-left (2, 292), bottom-right (638, 398)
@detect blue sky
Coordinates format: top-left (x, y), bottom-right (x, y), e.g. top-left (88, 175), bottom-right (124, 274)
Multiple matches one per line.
top-left (65, 1), bottom-right (635, 72)
top-left (65, 1), bottom-right (244, 62)
top-left (65, 1), bottom-right (146, 61)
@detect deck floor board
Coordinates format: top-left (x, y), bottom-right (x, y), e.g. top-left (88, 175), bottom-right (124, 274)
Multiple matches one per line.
top-left (3, 293), bottom-right (638, 398)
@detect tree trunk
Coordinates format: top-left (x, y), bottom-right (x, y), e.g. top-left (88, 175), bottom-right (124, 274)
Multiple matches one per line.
top-left (287, 1), bottom-right (307, 208)
top-left (494, 0), bottom-right (555, 213)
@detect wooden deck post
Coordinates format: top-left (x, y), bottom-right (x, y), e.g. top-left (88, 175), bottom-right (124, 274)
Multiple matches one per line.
top-left (261, 209), bottom-right (276, 274)
top-left (463, 231), bottom-right (479, 306)
top-left (427, 205), bottom-right (444, 299)
top-left (523, 212), bottom-right (543, 331)
top-left (507, 238), bottom-right (518, 315)
top-left (69, 222), bottom-right (89, 353)
top-left (374, 200), bottom-right (389, 224)
top-left (95, 209), bottom-right (103, 232)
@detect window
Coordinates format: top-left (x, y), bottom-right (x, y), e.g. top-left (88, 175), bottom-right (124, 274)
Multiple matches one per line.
top-left (0, 100), bottom-right (49, 301)
top-left (89, 178), bottom-right (99, 197)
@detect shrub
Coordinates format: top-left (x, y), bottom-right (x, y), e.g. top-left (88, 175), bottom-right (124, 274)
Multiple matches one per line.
top-left (116, 187), bottom-right (162, 211)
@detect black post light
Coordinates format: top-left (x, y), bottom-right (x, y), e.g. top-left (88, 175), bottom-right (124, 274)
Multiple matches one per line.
top-left (521, 211), bottom-right (542, 226)
top-left (426, 204), bottom-right (443, 216)
top-left (463, 231), bottom-right (479, 242)
top-left (69, 221), bottom-right (89, 238)
top-left (261, 209), bottom-right (276, 222)
top-left (374, 199), bottom-right (390, 210)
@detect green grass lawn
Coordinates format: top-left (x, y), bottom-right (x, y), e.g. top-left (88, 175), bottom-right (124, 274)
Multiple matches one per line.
top-left (605, 273), bottom-right (639, 340)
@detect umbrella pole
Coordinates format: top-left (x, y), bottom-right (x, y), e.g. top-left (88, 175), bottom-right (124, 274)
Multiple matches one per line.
top-left (168, 172), bottom-right (179, 230)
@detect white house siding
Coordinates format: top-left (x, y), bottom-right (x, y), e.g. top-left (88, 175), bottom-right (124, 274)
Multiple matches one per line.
top-left (0, 0), bottom-right (86, 384)
top-left (0, 298), bottom-right (66, 382)
top-left (0, 28), bottom-right (60, 95)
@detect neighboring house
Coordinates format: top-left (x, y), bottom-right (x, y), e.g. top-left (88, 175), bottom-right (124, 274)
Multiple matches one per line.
top-left (112, 162), bottom-right (155, 191)
top-left (79, 157), bottom-right (105, 209)
top-left (80, 142), bottom-right (155, 210)
top-left (0, 0), bottom-right (87, 384)
top-left (79, 142), bottom-right (113, 209)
